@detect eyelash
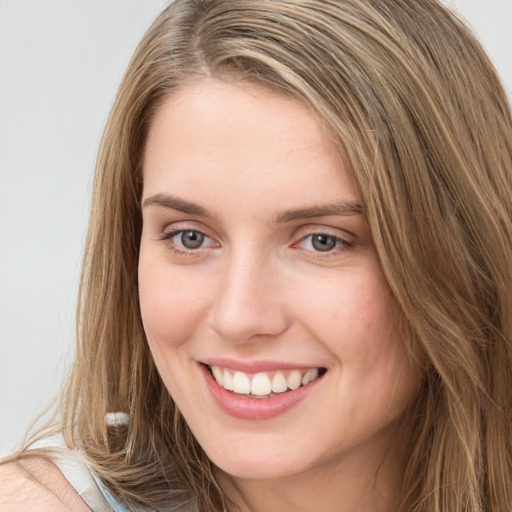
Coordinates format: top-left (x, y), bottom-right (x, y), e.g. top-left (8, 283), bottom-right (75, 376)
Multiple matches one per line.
top-left (295, 233), bottom-right (354, 257)
top-left (160, 229), bottom-right (216, 257)
top-left (159, 229), bottom-right (354, 258)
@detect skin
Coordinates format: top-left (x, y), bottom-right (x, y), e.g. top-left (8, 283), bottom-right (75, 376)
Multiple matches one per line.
top-left (0, 458), bottom-right (90, 511)
top-left (139, 78), bottom-right (420, 512)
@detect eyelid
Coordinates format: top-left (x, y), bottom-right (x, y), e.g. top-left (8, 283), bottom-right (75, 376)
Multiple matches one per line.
top-left (291, 224), bottom-right (357, 259)
top-left (157, 217), bottom-right (225, 262)
top-left (293, 223), bottom-right (357, 243)
top-left (160, 220), bottom-right (216, 241)
top-left (160, 228), bottom-right (207, 241)
top-left (297, 233), bottom-right (352, 250)
top-left (160, 228), bottom-right (218, 246)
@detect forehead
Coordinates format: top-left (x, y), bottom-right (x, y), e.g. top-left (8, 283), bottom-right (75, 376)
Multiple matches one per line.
top-left (144, 79), bottom-right (336, 162)
top-left (142, 78), bottom-right (360, 213)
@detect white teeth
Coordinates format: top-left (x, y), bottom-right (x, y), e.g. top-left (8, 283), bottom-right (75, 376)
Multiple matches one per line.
top-left (302, 368), bottom-right (318, 385)
top-left (212, 366), bottom-right (224, 386)
top-left (223, 369), bottom-right (233, 391)
top-left (209, 365), bottom-right (323, 396)
top-left (251, 373), bottom-right (272, 396)
top-left (233, 371), bottom-right (251, 394)
top-left (271, 372), bottom-right (288, 393)
top-left (286, 370), bottom-right (302, 390)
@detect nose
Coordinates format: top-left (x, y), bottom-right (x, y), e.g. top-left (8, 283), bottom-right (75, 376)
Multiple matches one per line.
top-left (208, 249), bottom-right (289, 343)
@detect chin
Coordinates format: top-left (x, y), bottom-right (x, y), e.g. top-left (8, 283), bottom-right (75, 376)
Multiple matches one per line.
top-left (199, 437), bottom-right (315, 481)
top-left (217, 459), bottom-right (301, 481)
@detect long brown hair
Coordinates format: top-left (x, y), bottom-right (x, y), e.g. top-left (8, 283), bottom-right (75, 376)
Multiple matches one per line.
top-left (12, 1), bottom-right (512, 510)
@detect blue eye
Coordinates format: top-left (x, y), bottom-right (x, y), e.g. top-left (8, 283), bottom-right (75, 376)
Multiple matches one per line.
top-left (162, 230), bottom-right (210, 250)
top-left (310, 234), bottom-right (338, 252)
top-left (176, 230), bottom-right (205, 249)
top-left (300, 233), bottom-right (348, 253)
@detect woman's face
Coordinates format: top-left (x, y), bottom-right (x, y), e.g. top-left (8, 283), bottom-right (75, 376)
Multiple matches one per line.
top-left (139, 79), bottom-right (419, 480)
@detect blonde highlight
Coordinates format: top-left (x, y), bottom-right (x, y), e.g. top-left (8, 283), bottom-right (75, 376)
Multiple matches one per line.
top-left (6, 1), bottom-right (512, 511)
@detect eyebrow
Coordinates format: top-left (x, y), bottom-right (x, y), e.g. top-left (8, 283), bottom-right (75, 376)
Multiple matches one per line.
top-left (274, 200), bottom-right (366, 222)
top-left (142, 193), bottom-right (365, 221)
top-left (142, 194), bottom-right (215, 218)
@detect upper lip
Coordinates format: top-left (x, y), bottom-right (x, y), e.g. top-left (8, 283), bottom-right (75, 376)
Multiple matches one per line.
top-left (201, 357), bottom-right (323, 373)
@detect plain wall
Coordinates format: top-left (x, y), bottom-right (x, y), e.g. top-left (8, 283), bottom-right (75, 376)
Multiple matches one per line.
top-left (1, 0), bottom-right (511, 457)
top-left (0, 0), bottom-right (168, 456)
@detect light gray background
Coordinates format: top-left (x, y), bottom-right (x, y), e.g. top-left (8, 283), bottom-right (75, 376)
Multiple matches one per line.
top-left (1, 0), bottom-right (511, 457)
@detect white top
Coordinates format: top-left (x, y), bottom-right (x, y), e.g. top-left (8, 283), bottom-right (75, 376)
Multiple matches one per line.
top-left (30, 434), bottom-right (154, 512)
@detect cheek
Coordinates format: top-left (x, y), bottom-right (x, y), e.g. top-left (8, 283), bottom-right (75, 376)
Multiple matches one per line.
top-left (297, 266), bottom-right (418, 404)
top-left (138, 256), bottom-right (207, 349)
top-left (297, 265), bottom-right (398, 352)
top-left (138, 257), bottom-right (211, 401)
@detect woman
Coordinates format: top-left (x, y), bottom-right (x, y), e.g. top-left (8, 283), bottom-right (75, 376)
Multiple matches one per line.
top-left (1, 0), bottom-right (511, 511)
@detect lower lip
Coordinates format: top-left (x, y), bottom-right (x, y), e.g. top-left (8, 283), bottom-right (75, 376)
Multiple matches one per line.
top-left (200, 364), bottom-right (322, 421)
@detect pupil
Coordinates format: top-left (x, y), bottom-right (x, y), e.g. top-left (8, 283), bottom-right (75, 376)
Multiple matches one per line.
top-left (181, 231), bottom-right (204, 249)
top-left (312, 234), bottom-right (336, 252)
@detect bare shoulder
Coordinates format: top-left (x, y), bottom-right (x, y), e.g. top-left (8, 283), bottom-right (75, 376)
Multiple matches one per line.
top-left (0, 456), bottom-right (90, 511)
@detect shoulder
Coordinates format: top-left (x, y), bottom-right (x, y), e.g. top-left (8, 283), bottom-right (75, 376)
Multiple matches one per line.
top-left (0, 456), bottom-right (91, 511)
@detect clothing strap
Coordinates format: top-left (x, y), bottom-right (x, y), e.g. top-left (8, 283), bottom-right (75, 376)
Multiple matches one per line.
top-left (29, 434), bottom-right (133, 512)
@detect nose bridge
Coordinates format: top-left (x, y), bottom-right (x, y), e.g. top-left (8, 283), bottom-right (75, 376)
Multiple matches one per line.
top-left (209, 245), bottom-right (288, 342)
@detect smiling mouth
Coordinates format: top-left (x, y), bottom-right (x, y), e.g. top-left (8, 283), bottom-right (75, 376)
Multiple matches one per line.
top-left (206, 364), bottom-right (327, 398)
